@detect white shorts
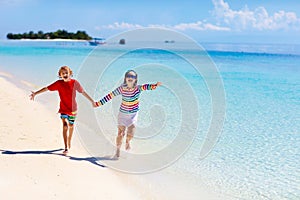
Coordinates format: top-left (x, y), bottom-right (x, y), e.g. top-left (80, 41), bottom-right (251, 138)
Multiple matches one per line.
top-left (117, 112), bottom-right (138, 127)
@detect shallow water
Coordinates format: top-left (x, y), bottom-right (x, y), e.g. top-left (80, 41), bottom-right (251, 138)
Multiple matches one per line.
top-left (0, 40), bottom-right (299, 199)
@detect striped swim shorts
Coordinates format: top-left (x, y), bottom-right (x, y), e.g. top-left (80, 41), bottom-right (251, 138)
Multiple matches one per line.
top-left (60, 113), bottom-right (76, 124)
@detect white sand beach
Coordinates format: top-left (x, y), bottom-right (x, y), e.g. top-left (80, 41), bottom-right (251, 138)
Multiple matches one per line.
top-left (0, 71), bottom-right (228, 200)
top-left (0, 75), bottom-right (143, 200)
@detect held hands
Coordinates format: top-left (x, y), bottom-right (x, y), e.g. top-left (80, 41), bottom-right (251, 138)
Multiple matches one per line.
top-left (94, 101), bottom-right (101, 107)
top-left (92, 102), bottom-right (98, 107)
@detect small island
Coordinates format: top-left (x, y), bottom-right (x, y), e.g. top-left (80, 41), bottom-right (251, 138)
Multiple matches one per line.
top-left (7, 29), bottom-right (92, 40)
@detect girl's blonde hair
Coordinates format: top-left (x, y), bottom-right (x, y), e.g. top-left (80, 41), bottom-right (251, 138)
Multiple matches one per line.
top-left (58, 66), bottom-right (73, 78)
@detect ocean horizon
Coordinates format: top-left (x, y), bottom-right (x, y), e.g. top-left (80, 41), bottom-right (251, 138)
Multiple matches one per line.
top-left (1, 39), bottom-right (300, 55)
top-left (0, 40), bottom-right (299, 200)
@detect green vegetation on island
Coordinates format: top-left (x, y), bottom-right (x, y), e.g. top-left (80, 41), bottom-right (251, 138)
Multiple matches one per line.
top-left (7, 30), bottom-right (92, 40)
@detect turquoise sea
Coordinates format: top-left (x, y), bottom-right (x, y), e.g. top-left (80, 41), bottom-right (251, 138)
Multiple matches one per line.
top-left (0, 40), bottom-right (299, 199)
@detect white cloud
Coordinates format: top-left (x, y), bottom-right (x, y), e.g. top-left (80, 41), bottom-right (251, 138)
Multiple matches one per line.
top-left (173, 21), bottom-right (230, 31)
top-left (99, 22), bottom-right (143, 30)
top-left (97, 0), bottom-right (300, 33)
top-left (98, 21), bottom-right (230, 32)
top-left (212, 0), bottom-right (300, 31)
top-left (148, 24), bottom-right (169, 29)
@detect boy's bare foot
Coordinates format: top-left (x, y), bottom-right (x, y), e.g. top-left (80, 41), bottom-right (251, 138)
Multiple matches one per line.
top-left (63, 148), bottom-right (68, 154)
top-left (125, 142), bottom-right (131, 150)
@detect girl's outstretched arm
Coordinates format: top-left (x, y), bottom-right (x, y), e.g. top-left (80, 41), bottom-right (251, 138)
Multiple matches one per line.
top-left (29, 87), bottom-right (48, 101)
top-left (95, 86), bottom-right (122, 107)
top-left (156, 82), bottom-right (162, 87)
top-left (139, 82), bottom-right (162, 91)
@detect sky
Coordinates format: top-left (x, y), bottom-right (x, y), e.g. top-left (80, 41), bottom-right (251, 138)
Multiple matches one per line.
top-left (0, 0), bottom-right (300, 43)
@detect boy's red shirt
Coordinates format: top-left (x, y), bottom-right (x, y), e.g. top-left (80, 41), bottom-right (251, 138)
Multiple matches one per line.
top-left (47, 79), bottom-right (84, 115)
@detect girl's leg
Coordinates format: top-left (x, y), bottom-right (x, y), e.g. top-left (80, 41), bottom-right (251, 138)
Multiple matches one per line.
top-left (126, 124), bottom-right (136, 150)
top-left (61, 118), bottom-right (69, 153)
top-left (115, 125), bottom-right (126, 157)
top-left (68, 123), bottom-right (74, 149)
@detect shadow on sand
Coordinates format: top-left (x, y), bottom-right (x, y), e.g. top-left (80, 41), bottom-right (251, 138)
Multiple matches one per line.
top-left (0, 148), bottom-right (118, 168)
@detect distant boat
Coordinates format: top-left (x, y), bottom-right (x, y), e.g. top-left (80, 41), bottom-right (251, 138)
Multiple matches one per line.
top-left (119, 39), bottom-right (125, 45)
top-left (89, 38), bottom-right (106, 46)
top-left (164, 40), bottom-right (175, 43)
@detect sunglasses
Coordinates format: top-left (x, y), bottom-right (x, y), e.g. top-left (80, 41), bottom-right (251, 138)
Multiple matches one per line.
top-left (126, 74), bottom-right (137, 79)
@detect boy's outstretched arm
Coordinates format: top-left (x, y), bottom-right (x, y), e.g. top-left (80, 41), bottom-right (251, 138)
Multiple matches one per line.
top-left (82, 91), bottom-right (97, 107)
top-left (29, 87), bottom-right (48, 101)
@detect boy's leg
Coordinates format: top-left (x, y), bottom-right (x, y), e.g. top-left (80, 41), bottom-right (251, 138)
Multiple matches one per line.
top-left (61, 118), bottom-right (69, 152)
top-left (68, 124), bottom-right (74, 149)
top-left (67, 115), bottom-right (76, 150)
top-left (115, 125), bottom-right (126, 157)
top-left (126, 124), bottom-right (136, 150)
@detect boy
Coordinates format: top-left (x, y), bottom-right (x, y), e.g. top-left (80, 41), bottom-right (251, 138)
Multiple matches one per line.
top-left (30, 66), bottom-right (95, 154)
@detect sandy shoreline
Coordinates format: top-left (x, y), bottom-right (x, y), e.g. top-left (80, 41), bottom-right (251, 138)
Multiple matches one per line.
top-left (0, 71), bottom-right (227, 200)
top-left (0, 74), bottom-right (144, 200)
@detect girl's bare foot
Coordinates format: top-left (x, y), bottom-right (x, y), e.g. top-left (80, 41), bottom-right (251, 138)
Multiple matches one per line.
top-left (115, 148), bottom-right (120, 158)
top-left (125, 142), bottom-right (131, 150)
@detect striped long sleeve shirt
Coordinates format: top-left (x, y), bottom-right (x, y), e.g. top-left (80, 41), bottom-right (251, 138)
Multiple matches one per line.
top-left (96, 84), bottom-right (158, 113)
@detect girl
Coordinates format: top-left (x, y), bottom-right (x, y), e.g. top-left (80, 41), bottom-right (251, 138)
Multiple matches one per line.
top-left (95, 70), bottom-right (162, 158)
top-left (30, 66), bottom-right (96, 154)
